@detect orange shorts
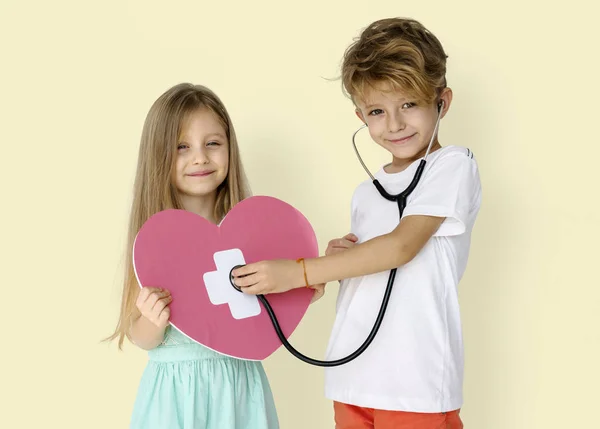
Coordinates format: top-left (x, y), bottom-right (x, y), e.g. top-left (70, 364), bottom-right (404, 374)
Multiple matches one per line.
top-left (334, 401), bottom-right (463, 429)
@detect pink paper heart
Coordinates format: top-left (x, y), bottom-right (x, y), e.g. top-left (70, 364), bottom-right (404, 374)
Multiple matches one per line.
top-left (133, 196), bottom-right (318, 360)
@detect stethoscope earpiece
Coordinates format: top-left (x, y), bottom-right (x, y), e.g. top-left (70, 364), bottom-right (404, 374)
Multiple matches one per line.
top-left (255, 97), bottom-right (446, 368)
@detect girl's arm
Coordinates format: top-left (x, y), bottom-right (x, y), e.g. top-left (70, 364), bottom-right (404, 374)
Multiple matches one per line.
top-left (129, 313), bottom-right (167, 350)
top-left (128, 287), bottom-right (172, 350)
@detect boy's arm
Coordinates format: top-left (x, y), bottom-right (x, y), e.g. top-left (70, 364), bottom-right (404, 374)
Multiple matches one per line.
top-left (233, 150), bottom-right (478, 295)
top-left (298, 151), bottom-right (477, 286)
top-left (233, 214), bottom-right (445, 294)
top-left (304, 214), bottom-right (444, 285)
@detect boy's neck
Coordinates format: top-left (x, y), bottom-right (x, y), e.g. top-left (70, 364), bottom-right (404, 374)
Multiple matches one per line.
top-left (385, 141), bottom-right (442, 174)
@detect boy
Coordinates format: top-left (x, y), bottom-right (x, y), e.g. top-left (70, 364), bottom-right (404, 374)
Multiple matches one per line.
top-left (233, 17), bottom-right (481, 428)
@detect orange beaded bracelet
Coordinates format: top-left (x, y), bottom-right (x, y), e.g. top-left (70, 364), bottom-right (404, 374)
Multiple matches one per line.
top-left (296, 258), bottom-right (310, 288)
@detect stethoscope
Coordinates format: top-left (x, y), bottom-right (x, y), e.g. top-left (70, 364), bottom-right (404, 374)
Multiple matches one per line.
top-left (230, 101), bottom-right (444, 367)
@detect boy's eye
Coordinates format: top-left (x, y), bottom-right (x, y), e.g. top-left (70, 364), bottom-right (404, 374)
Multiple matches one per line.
top-left (368, 103), bottom-right (414, 116)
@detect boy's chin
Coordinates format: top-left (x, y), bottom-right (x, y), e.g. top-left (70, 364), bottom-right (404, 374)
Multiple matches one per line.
top-left (386, 143), bottom-right (427, 161)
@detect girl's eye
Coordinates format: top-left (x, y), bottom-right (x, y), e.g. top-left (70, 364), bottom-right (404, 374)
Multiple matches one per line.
top-left (207, 141), bottom-right (220, 146)
top-left (177, 144), bottom-right (188, 150)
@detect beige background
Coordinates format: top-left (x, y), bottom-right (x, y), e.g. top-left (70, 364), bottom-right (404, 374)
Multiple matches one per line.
top-left (1, 0), bottom-right (598, 428)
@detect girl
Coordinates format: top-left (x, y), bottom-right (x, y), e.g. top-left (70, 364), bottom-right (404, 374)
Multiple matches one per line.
top-left (106, 83), bottom-right (304, 429)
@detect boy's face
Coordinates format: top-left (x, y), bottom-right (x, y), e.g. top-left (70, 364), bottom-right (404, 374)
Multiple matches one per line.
top-left (354, 83), bottom-right (452, 171)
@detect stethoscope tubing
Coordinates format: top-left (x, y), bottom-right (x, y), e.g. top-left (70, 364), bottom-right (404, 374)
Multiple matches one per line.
top-left (231, 103), bottom-right (444, 367)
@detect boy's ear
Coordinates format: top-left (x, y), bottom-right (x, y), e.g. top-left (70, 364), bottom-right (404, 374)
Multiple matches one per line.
top-left (438, 87), bottom-right (453, 118)
top-left (355, 109), bottom-right (366, 124)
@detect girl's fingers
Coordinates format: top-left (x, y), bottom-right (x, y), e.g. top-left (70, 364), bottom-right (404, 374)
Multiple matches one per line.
top-left (158, 305), bottom-right (171, 325)
top-left (152, 294), bottom-right (172, 312)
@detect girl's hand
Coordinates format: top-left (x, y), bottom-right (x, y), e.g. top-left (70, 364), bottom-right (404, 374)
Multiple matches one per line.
top-left (325, 233), bottom-right (358, 256)
top-left (136, 287), bottom-right (172, 329)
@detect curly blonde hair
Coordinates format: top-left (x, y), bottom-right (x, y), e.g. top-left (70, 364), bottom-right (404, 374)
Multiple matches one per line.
top-left (341, 18), bottom-right (448, 104)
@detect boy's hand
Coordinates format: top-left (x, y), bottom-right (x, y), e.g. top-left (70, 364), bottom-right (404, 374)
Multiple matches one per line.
top-left (325, 233), bottom-right (358, 283)
top-left (232, 234), bottom-right (359, 296)
top-left (309, 283), bottom-right (325, 304)
top-left (325, 233), bottom-right (358, 256)
top-left (136, 287), bottom-right (172, 329)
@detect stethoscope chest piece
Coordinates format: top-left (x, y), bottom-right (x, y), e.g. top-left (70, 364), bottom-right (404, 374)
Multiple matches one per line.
top-left (235, 104), bottom-right (445, 367)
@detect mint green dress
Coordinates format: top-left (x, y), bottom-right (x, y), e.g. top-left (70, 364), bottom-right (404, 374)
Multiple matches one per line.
top-left (130, 325), bottom-right (280, 429)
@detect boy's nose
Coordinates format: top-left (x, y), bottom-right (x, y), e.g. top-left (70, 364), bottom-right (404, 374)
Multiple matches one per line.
top-left (387, 114), bottom-right (405, 133)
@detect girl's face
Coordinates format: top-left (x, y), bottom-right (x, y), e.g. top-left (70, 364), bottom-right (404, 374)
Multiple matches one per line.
top-left (172, 107), bottom-right (229, 215)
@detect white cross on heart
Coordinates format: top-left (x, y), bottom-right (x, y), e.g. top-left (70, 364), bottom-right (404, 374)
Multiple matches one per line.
top-left (133, 196), bottom-right (319, 360)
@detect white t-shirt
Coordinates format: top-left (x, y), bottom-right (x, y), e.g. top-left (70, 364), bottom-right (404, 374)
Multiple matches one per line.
top-left (323, 145), bottom-right (482, 413)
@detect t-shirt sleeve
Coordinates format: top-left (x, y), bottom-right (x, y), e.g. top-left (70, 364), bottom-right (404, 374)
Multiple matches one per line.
top-left (402, 149), bottom-right (481, 237)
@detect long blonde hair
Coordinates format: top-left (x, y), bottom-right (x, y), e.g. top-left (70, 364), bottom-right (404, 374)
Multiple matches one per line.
top-left (106, 83), bottom-right (251, 349)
